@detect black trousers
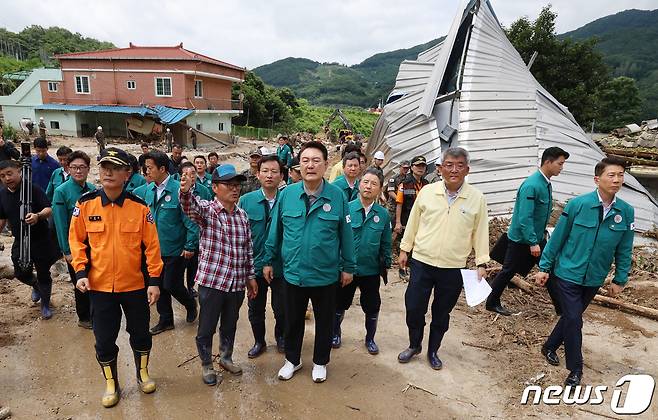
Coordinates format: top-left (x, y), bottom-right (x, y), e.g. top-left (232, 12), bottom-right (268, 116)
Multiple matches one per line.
top-left (247, 275), bottom-right (285, 342)
top-left (12, 256), bottom-right (53, 307)
top-left (157, 255), bottom-right (195, 324)
top-left (337, 274), bottom-right (381, 315)
top-left (67, 262), bottom-right (91, 322)
top-left (186, 251), bottom-right (199, 291)
top-left (405, 259), bottom-right (463, 353)
top-left (284, 281), bottom-right (336, 366)
top-left (196, 286), bottom-right (245, 365)
top-left (89, 288), bottom-right (151, 362)
top-left (544, 278), bottom-right (599, 374)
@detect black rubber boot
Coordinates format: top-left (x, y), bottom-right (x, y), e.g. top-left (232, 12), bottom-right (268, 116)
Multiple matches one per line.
top-left (365, 314), bottom-right (379, 355)
top-left (331, 311), bottom-right (345, 349)
top-left (219, 338), bottom-right (242, 375)
top-left (248, 322), bottom-right (267, 358)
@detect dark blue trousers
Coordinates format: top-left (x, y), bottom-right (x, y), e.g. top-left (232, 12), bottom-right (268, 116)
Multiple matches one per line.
top-left (544, 277), bottom-right (599, 374)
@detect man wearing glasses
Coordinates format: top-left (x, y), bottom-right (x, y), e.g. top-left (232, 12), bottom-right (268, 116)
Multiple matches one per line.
top-left (397, 147), bottom-right (490, 371)
top-left (179, 164), bottom-right (258, 386)
top-left (52, 150), bottom-right (96, 329)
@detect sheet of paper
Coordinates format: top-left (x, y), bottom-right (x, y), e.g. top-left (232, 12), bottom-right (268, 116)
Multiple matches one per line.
top-left (460, 269), bottom-right (492, 307)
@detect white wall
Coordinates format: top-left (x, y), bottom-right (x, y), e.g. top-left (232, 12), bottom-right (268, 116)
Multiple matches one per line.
top-left (1, 105), bottom-right (36, 129)
top-left (187, 111), bottom-right (234, 134)
top-left (34, 110), bottom-right (79, 137)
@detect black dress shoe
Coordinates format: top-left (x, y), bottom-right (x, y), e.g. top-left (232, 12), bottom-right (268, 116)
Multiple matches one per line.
top-left (541, 345), bottom-right (560, 366)
top-left (397, 347), bottom-right (421, 363)
top-left (486, 304), bottom-right (513, 316)
top-left (428, 352), bottom-right (443, 370)
top-left (331, 334), bottom-right (342, 349)
top-left (150, 321), bottom-right (174, 335)
top-left (565, 371), bottom-right (582, 386)
top-left (186, 300), bottom-right (198, 323)
top-left (247, 342), bottom-right (266, 358)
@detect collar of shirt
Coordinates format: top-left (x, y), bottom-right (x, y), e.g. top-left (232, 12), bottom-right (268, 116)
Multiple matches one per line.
top-left (100, 189), bottom-right (127, 206)
top-left (538, 168), bottom-right (551, 185)
top-left (303, 179), bottom-right (325, 203)
top-left (363, 201), bottom-right (374, 216)
top-left (346, 177), bottom-right (357, 189)
top-left (63, 171), bottom-right (70, 180)
top-left (259, 188), bottom-right (278, 208)
top-left (444, 182), bottom-right (465, 205)
top-left (597, 189), bottom-right (616, 217)
top-left (156, 175), bottom-right (170, 199)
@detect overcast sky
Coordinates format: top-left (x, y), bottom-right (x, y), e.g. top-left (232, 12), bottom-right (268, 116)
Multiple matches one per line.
top-left (2, 0), bottom-right (656, 69)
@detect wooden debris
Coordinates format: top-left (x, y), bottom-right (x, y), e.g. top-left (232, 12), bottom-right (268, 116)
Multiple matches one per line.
top-left (402, 383), bottom-right (438, 397)
top-left (462, 341), bottom-right (497, 352)
top-left (593, 295), bottom-right (658, 321)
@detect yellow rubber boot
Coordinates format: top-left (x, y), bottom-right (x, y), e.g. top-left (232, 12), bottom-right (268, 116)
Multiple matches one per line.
top-left (98, 358), bottom-right (120, 408)
top-left (134, 350), bottom-right (156, 394)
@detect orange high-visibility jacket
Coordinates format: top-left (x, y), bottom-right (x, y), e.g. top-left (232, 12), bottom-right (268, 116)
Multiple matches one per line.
top-left (69, 189), bottom-right (163, 292)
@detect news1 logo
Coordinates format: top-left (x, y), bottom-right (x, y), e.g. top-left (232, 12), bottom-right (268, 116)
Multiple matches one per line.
top-left (521, 374), bottom-right (655, 414)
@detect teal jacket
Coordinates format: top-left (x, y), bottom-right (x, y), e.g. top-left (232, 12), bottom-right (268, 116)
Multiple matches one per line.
top-left (198, 172), bottom-right (213, 189)
top-left (277, 144), bottom-right (293, 167)
top-left (508, 170), bottom-right (552, 245)
top-left (45, 167), bottom-right (68, 201)
top-left (332, 175), bottom-right (360, 202)
top-left (52, 178), bottom-right (96, 255)
top-left (133, 178), bottom-right (199, 257)
top-left (193, 181), bottom-right (213, 201)
top-left (125, 172), bottom-right (147, 193)
top-left (264, 180), bottom-right (356, 287)
top-left (349, 199), bottom-right (392, 276)
top-left (539, 190), bottom-right (634, 286)
top-left (239, 189), bottom-right (284, 278)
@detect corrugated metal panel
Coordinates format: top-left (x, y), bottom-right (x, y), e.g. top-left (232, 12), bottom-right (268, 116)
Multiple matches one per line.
top-left (85, 105), bottom-right (150, 116)
top-left (35, 104), bottom-right (87, 111)
top-left (368, 0), bottom-right (658, 231)
top-left (152, 105), bottom-right (194, 125)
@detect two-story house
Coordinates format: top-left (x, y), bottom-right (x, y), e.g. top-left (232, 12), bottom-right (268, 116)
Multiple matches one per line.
top-left (35, 43), bottom-right (244, 144)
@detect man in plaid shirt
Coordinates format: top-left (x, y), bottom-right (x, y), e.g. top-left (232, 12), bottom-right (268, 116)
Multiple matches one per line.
top-left (179, 163), bottom-right (258, 386)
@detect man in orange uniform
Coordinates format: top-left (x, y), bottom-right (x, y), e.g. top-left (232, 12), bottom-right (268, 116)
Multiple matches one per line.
top-left (69, 147), bottom-right (163, 408)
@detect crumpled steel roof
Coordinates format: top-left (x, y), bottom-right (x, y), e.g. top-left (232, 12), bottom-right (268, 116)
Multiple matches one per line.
top-left (35, 103), bottom-right (194, 125)
top-left (367, 0), bottom-right (658, 231)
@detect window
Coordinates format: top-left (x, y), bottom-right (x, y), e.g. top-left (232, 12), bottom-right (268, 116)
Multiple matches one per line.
top-left (50, 121), bottom-right (60, 129)
top-left (155, 77), bottom-right (172, 97)
top-left (127, 80), bottom-right (136, 90)
top-left (196, 123), bottom-right (202, 131)
top-left (194, 80), bottom-right (203, 98)
top-left (47, 82), bottom-right (58, 92)
top-left (75, 75), bottom-right (90, 94)
top-left (218, 122), bottom-right (224, 132)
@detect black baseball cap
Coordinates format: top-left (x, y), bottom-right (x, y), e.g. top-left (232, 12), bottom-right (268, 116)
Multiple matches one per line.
top-left (99, 147), bottom-right (130, 167)
top-left (411, 156), bottom-right (427, 166)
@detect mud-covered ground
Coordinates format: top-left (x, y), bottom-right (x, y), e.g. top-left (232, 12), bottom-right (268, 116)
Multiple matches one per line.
top-left (0, 136), bottom-right (657, 419)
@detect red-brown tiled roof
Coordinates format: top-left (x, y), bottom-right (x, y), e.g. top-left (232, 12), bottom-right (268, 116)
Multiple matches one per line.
top-left (55, 43), bottom-right (244, 71)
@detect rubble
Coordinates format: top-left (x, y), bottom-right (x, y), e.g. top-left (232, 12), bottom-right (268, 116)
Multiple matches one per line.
top-left (597, 120), bottom-right (658, 166)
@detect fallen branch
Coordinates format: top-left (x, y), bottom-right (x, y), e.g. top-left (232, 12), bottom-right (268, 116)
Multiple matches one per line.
top-left (511, 278), bottom-right (535, 293)
top-left (402, 383), bottom-right (438, 397)
top-left (593, 295), bottom-right (658, 321)
top-left (177, 354), bottom-right (199, 368)
top-left (461, 341), bottom-right (497, 352)
top-left (346, 405), bottom-right (361, 411)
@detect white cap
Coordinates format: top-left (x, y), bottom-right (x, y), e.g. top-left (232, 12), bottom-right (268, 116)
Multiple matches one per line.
top-left (374, 151), bottom-right (385, 160)
top-left (97, 126), bottom-right (102, 130)
top-left (166, 128), bottom-right (170, 132)
top-left (39, 117), bottom-right (44, 120)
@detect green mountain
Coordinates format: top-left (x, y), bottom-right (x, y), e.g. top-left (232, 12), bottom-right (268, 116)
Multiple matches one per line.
top-left (255, 9), bottom-right (658, 118)
top-left (253, 38), bottom-right (443, 108)
top-left (561, 9), bottom-right (658, 119)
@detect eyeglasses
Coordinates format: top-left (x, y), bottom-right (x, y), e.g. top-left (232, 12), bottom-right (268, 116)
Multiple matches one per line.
top-left (218, 182), bottom-right (241, 190)
top-left (69, 165), bottom-right (89, 172)
top-left (259, 169), bottom-right (281, 175)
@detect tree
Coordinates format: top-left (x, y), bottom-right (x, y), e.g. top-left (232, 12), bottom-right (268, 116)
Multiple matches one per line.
top-left (594, 77), bottom-right (642, 131)
top-left (232, 71), bottom-right (297, 130)
top-left (506, 5), bottom-right (609, 126)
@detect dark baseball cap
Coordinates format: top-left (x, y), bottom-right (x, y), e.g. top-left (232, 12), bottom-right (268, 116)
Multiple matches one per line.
top-left (99, 147), bottom-right (130, 167)
top-left (411, 156), bottom-right (427, 165)
top-left (400, 160), bottom-right (411, 168)
top-left (290, 157), bottom-right (300, 170)
top-left (212, 164), bottom-right (247, 183)
top-left (249, 148), bottom-right (262, 157)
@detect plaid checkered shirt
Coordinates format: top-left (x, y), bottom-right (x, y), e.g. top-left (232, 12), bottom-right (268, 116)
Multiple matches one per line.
top-left (180, 191), bottom-right (255, 291)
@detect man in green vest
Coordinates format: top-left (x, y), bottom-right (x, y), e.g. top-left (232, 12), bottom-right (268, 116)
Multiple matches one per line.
top-left (193, 155), bottom-right (213, 189)
top-left (46, 146), bottom-right (73, 201)
top-left (487, 147), bottom-right (569, 315)
top-left (331, 151), bottom-right (360, 202)
top-left (535, 157), bottom-right (635, 387)
top-left (52, 150), bottom-right (95, 328)
top-left (264, 141), bottom-right (355, 383)
top-left (133, 151), bottom-right (198, 335)
top-left (239, 155), bottom-right (286, 358)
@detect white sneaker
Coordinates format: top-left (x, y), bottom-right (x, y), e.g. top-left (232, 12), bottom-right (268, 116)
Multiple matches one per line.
top-left (312, 364), bottom-right (327, 383)
top-left (278, 359), bottom-right (302, 380)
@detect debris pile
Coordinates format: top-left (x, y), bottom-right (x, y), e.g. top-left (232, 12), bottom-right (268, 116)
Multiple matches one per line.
top-left (596, 120), bottom-right (658, 166)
